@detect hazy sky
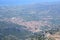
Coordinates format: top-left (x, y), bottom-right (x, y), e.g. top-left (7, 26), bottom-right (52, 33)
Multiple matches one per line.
top-left (0, 0), bottom-right (60, 5)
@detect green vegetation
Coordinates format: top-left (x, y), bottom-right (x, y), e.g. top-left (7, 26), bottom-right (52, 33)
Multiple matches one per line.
top-left (48, 37), bottom-right (55, 40)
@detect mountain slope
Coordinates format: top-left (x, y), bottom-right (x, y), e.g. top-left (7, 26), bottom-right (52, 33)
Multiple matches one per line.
top-left (0, 21), bottom-right (32, 39)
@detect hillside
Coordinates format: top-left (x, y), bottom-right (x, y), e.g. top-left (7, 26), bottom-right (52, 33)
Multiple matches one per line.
top-left (0, 3), bottom-right (60, 40)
